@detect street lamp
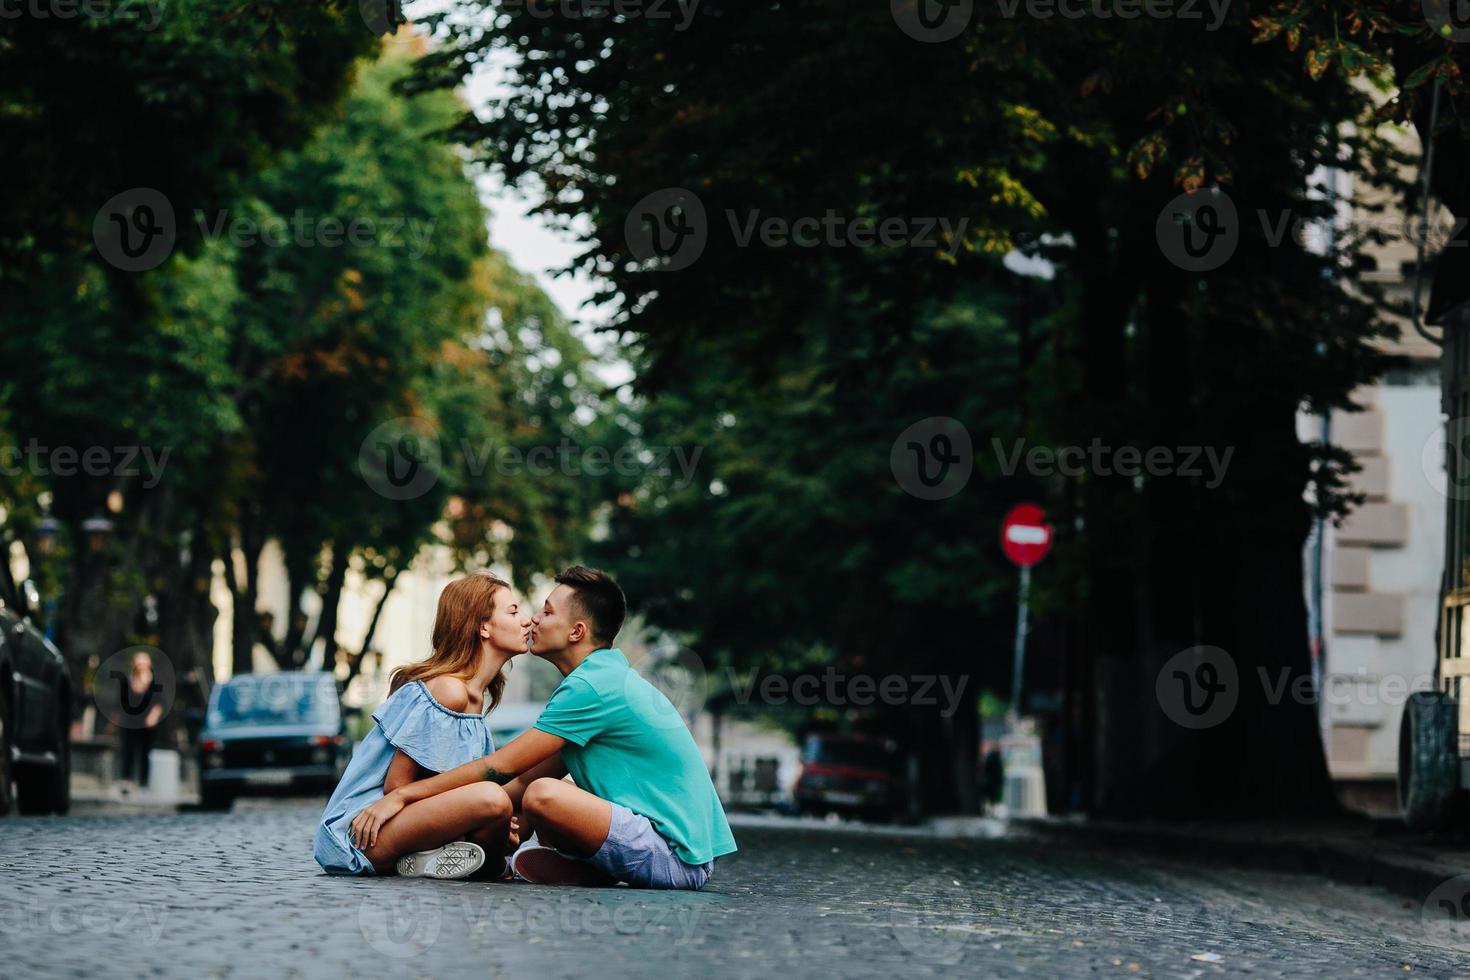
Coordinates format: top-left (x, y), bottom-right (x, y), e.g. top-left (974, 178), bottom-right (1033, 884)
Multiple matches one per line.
top-left (81, 516), bottom-right (114, 554)
top-left (35, 516), bottom-right (61, 556)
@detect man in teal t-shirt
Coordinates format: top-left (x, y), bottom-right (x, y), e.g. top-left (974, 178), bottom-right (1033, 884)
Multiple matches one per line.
top-left (515, 566), bottom-right (736, 887)
top-left (532, 644), bottom-right (735, 869)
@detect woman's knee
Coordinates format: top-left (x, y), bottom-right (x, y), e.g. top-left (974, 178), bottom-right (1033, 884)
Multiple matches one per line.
top-left (465, 781), bottom-right (512, 821)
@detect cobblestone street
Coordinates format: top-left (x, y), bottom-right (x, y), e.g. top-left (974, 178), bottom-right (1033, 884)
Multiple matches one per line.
top-left (3, 800), bottom-right (1469, 978)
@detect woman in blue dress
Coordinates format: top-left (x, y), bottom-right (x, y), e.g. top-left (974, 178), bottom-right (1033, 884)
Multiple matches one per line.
top-left (314, 571), bottom-right (529, 879)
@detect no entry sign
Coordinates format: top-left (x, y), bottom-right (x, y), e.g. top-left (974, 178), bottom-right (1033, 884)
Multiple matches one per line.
top-left (1001, 504), bottom-right (1052, 568)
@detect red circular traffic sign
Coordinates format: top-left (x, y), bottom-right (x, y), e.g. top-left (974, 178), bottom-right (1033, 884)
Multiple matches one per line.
top-left (1001, 504), bottom-right (1052, 567)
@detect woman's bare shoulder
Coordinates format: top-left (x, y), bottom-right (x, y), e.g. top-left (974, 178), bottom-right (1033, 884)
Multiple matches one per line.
top-left (423, 675), bottom-right (471, 712)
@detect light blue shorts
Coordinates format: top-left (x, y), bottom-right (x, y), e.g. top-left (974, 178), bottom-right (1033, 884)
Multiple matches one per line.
top-left (588, 802), bottom-right (714, 890)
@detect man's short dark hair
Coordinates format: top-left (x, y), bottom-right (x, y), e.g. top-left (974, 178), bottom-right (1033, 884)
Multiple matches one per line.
top-left (555, 565), bottom-right (626, 645)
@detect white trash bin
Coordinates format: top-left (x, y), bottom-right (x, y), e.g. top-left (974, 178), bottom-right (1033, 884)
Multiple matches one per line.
top-left (1000, 725), bottom-right (1048, 818)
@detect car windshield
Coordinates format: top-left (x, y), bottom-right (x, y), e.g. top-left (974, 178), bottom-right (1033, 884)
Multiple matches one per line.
top-left (209, 675), bottom-right (338, 727)
top-left (804, 738), bottom-right (890, 770)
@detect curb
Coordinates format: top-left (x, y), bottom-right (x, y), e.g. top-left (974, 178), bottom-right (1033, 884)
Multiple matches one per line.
top-left (1019, 818), bottom-right (1469, 905)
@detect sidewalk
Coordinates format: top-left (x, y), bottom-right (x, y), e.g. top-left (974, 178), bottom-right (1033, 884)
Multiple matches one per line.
top-left (69, 772), bottom-right (199, 811)
top-left (727, 811), bottom-right (1009, 840)
top-left (1018, 815), bottom-right (1470, 904)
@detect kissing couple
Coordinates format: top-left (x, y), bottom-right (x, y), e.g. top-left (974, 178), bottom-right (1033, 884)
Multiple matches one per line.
top-left (313, 566), bottom-right (735, 889)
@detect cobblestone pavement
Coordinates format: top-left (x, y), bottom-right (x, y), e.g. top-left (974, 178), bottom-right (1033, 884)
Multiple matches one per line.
top-left (3, 800), bottom-right (1469, 979)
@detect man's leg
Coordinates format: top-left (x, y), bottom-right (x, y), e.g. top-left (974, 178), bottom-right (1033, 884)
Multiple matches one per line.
top-left (519, 776), bottom-right (612, 856)
top-left (517, 780), bottom-right (712, 890)
top-left (502, 755), bottom-right (569, 813)
top-left (361, 781), bottom-right (513, 874)
top-left (510, 777), bottom-right (620, 886)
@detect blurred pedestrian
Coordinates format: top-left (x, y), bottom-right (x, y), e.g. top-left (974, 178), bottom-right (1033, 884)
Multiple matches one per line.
top-left (119, 651), bottom-right (164, 794)
top-left (982, 743), bottom-right (1004, 810)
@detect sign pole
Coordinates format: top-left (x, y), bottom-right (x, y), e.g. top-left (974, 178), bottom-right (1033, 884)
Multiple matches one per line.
top-left (999, 502), bottom-right (1050, 816)
top-left (1009, 563), bottom-right (1030, 723)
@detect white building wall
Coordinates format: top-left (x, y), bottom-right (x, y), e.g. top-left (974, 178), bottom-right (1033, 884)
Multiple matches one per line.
top-left (1317, 381), bottom-right (1442, 781)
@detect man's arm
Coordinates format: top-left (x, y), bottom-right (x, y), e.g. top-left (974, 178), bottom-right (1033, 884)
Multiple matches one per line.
top-left (349, 728), bottom-right (566, 849)
top-left (410, 727), bottom-right (565, 801)
top-left (503, 753), bottom-right (569, 810)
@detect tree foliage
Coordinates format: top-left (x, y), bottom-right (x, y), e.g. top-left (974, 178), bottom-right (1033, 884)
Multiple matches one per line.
top-left (0, 22), bottom-right (621, 714)
top-left (404, 0), bottom-right (1446, 815)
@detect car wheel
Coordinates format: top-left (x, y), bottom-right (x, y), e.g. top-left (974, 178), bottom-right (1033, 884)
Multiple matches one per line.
top-left (199, 785), bottom-right (234, 811)
top-left (16, 707), bottom-right (70, 816)
top-left (1398, 690), bottom-right (1459, 832)
top-left (49, 722), bottom-right (70, 815)
top-left (0, 692), bottom-right (14, 817)
top-left (15, 764), bottom-right (48, 815)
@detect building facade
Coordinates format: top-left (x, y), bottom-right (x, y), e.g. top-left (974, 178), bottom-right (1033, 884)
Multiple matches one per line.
top-left (1306, 171), bottom-right (1447, 810)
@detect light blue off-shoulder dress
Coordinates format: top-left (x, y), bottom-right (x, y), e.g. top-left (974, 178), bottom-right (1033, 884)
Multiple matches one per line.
top-left (314, 680), bottom-right (495, 875)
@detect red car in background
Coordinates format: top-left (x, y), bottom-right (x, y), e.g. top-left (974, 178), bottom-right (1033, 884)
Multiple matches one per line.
top-left (794, 733), bottom-right (902, 823)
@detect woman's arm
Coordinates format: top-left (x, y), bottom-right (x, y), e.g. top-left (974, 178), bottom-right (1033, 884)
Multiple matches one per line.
top-left (350, 727), bottom-right (566, 849)
top-left (382, 748), bottom-right (421, 795)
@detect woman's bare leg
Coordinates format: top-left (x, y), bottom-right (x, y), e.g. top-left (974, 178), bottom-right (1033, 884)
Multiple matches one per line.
top-left (361, 781), bottom-right (513, 874)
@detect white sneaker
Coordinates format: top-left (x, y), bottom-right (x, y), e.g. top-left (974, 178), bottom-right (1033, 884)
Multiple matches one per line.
top-left (395, 841), bottom-right (487, 880)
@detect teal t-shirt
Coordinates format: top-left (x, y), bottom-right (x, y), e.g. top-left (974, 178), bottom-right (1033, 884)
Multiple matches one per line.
top-left (534, 648), bottom-right (737, 865)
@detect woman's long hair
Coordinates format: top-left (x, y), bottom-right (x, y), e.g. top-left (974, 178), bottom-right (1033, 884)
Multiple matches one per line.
top-left (388, 571), bottom-right (511, 713)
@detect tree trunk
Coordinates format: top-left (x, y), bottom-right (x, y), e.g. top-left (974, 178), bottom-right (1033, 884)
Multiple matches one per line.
top-left (225, 516), bottom-right (266, 676)
top-left (946, 680), bottom-right (980, 814)
top-left (307, 542), bottom-right (348, 671)
top-left (281, 547), bottom-right (311, 668)
top-left (342, 571), bottom-right (397, 687)
top-left (153, 523), bottom-right (220, 735)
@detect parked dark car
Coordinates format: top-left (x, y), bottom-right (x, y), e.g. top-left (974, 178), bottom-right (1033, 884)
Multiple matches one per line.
top-left (793, 733), bottom-right (901, 822)
top-left (0, 558), bottom-right (71, 816)
top-left (197, 671), bottom-right (349, 811)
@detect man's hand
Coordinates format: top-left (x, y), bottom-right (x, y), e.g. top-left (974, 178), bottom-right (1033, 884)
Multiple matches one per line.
top-left (349, 788), bottom-right (406, 850)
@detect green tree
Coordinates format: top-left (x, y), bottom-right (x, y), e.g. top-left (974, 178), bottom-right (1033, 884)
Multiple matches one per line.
top-left (0, 22), bottom-right (623, 722)
top-left (0, 1), bottom-right (381, 692)
top-left (208, 45), bottom-right (623, 675)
